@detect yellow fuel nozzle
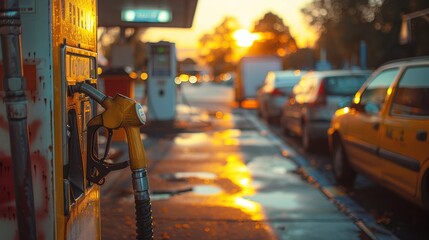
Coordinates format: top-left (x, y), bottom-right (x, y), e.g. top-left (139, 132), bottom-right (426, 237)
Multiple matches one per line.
top-left (70, 82), bottom-right (153, 238)
top-left (100, 94), bottom-right (148, 170)
top-left (69, 82), bottom-right (148, 172)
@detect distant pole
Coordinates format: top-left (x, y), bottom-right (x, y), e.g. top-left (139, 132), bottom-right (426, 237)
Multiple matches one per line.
top-left (360, 40), bottom-right (367, 70)
top-left (320, 48), bottom-right (327, 62)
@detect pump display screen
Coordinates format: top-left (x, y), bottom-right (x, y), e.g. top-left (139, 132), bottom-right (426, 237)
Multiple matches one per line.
top-left (150, 45), bottom-right (171, 77)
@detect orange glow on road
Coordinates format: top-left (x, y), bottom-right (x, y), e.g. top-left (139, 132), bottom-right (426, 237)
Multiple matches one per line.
top-left (222, 155), bottom-right (253, 192)
top-left (171, 129), bottom-right (267, 223)
top-left (218, 154), bottom-right (264, 220)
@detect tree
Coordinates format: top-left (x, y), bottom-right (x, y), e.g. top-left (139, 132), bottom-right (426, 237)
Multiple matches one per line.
top-left (372, 0), bottom-right (429, 64)
top-left (302, 0), bottom-right (381, 68)
top-left (302, 0), bottom-right (429, 68)
top-left (248, 12), bottom-right (298, 57)
top-left (199, 17), bottom-right (240, 77)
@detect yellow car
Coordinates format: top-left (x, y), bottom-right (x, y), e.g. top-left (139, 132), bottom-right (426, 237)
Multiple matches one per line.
top-left (328, 57), bottom-right (429, 209)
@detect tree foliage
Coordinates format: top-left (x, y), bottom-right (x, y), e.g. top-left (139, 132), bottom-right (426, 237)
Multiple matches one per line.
top-left (373, 0), bottom-right (429, 63)
top-left (302, 0), bottom-right (429, 68)
top-left (198, 17), bottom-right (240, 77)
top-left (248, 12), bottom-right (298, 57)
top-left (198, 13), bottom-right (299, 76)
top-left (302, 0), bottom-right (380, 68)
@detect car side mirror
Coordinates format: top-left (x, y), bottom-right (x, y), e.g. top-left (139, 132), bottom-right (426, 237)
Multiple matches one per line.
top-left (350, 101), bottom-right (364, 112)
top-left (351, 101), bottom-right (380, 114)
top-left (337, 98), bottom-right (352, 109)
top-left (364, 102), bottom-right (380, 114)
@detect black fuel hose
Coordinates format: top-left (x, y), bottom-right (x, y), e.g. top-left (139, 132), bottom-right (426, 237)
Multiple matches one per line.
top-left (134, 192), bottom-right (154, 239)
top-left (132, 169), bottom-right (153, 239)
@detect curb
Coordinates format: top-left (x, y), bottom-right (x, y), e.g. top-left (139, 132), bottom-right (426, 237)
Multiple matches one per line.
top-left (244, 111), bottom-right (399, 240)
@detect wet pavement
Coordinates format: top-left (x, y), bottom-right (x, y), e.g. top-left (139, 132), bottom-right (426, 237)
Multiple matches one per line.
top-left (99, 83), bottom-right (396, 240)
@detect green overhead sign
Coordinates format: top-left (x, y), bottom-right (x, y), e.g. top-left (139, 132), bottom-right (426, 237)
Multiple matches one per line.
top-left (121, 9), bottom-right (172, 23)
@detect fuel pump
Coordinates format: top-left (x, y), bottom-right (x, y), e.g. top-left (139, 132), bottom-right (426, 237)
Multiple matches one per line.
top-left (1, 0), bottom-right (103, 239)
top-left (69, 82), bottom-right (153, 239)
top-left (146, 41), bottom-right (177, 121)
top-left (0, 0), bottom-right (155, 239)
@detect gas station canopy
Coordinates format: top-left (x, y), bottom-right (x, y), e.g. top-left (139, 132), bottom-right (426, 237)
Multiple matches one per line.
top-left (98, 0), bottom-right (198, 28)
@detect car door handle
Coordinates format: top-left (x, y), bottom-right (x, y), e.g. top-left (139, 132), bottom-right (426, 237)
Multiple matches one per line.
top-left (416, 130), bottom-right (427, 142)
top-left (373, 122), bottom-right (380, 130)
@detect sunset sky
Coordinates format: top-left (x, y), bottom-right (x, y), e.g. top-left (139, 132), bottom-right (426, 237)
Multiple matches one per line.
top-left (141, 0), bottom-right (317, 61)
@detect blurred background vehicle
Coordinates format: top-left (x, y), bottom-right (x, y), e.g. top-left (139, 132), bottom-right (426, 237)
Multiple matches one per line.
top-left (280, 70), bottom-right (370, 151)
top-left (234, 55), bottom-right (282, 104)
top-left (328, 56), bottom-right (429, 209)
top-left (256, 70), bottom-right (306, 123)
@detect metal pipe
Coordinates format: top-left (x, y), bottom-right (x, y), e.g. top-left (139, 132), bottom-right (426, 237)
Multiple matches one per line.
top-left (403, 8), bottom-right (429, 20)
top-left (69, 82), bottom-right (107, 104)
top-left (0, 1), bottom-right (37, 239)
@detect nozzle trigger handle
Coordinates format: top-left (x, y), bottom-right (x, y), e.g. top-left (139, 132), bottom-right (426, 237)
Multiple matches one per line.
top-left (86, 115), bottom-right (129, 185)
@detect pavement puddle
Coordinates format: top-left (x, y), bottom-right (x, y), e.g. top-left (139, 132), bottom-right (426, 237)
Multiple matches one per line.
top-left (149, 184), bottom-right (222, 201)
top-left (247, 155), bottom-right (297, 177)
top-left (174, 132), bottom-right (210, 146)
top-left (191, 185), bottom-right (222, 195)
top-left (161, 171), bottom-right (217, 181)
top-left (173, 129), bottom-right (276, 147)
top-left (244, 191), bottom-right (301, 210)
top-left (150, 172), bottom-right (221, 201)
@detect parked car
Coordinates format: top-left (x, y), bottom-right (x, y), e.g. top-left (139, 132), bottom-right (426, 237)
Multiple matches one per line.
top-left (328, 57), bottom-right (429, 209)
top-left (280, 70), bottom-right (370, 151)
top-left (256, 70), bottom-right (306, 123)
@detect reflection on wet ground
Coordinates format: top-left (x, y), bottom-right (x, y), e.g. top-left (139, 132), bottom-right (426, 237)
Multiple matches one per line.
top-left (151, 126), bottom-right (309, 216)
top-left (102, 84), bottom-right (370, 239)
top-left (173, 129), bottom-right (275, 147)
top-left (192, 185), bottom-right (223, 195)
top-left (161, 172), bottom-right (217, 181)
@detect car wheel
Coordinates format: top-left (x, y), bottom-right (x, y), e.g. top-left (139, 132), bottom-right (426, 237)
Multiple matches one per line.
top-left (421, 170), bottom-right (429, 210)
top-left (266, 115), bottom-right (277, 125)
top-left (301, 122), bottom-right (313, 152)
top-left (261, 108), bottom-right (273, 124)
top-left (332, 137), bottom-right (356, 187)
top-left (280, 118), bottom-right (288, 135)
top-left (257, 104), bottom-right (262, 117)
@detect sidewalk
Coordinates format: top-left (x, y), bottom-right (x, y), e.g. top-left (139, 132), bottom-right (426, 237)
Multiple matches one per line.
top-left (101, 99), bottom-right (395, 239)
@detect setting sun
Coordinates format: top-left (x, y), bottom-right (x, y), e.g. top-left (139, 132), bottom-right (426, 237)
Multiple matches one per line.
top-left (233, 29), bottom-right (259, 47)
top-left (141, 0), bottom-right (315, 60)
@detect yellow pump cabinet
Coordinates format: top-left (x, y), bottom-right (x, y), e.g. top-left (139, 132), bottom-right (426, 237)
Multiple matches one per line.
top-left (0, 0), bottom-right (101, 239)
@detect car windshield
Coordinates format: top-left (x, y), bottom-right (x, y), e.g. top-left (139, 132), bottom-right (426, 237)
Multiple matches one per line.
top-left (276, 76), bottom-right (302, 87)
top-left (278, 86), bottom-right (295, 95)
top-left (324, 75), bottom-right (368, 96)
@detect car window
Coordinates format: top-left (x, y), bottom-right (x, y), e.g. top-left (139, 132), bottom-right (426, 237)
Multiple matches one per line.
top-left (293, 76), bottom-right (307, 95)
top-left (324, 75), bottom-right (368, 96)
top-left (359, 68), bottom-right (399, 114)
top-left (390, 66), bottom-right (429, 117)
top-left (264, 72), bottom-right (274, 84)
top-left (278, 86), bottom-right (294, 95)
top-left (276, 76), bottom-right (301, 87)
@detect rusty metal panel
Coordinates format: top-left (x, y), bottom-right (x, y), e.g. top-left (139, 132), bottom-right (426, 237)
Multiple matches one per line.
top-left (0, 0), bottom-right (100, 239)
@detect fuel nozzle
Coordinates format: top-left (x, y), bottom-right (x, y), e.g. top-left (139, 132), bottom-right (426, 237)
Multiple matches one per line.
top-left (69, 81), bottom-right (153, 239)
top-left (69, 82), bottom-right (146, 128)
top-left (68, 81), bottom-right (107, 106)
